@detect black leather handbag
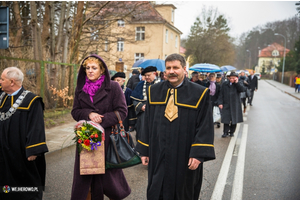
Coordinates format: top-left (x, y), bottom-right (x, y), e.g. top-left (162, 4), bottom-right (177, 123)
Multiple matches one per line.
top-left (105, 111), bottom-right (141, 169)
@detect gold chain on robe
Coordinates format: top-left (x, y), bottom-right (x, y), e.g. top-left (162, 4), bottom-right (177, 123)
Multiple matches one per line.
top-left (164, 89), bottom-right (178, 122)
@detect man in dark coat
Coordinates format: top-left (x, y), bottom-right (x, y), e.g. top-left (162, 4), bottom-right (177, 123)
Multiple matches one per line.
top-left (190, 71), bottom-right (202, 85)
top-left (130, 66), bottom-right (160, 142)
top-left (0, 67), bottom-right (48, 200)
top-left (111, 72), bottom-right (136, 131)
top-left (218, 72), bottom-right (246, 137)
top-left (247, 70), bottom-right (258, 106)
top-left (126, 69), bottom-right (140, 90)
top-left (136, 54), bottom-right (215, 200)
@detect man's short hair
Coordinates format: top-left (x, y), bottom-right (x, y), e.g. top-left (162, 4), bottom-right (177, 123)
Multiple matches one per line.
top-left (191, 71), bottom-right (198, 76)
top-left (4, 67), bottom-right (24, 83)
top-left (165, 53), bottom-right (186, 68)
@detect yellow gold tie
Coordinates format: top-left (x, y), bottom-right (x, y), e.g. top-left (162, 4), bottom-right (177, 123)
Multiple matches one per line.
top-left (164, 89), bottom-right (178, 122)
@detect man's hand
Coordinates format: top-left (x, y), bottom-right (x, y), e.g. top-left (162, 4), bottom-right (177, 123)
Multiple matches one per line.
top-left (188, 158), bottom-right (201, 170)
top-left (219, 104), bottom-right (223, 109)
top-left (235, 77), bottom-right (239, 83)
top-left (28, 155), bottom-right (37, 161)
top-left (89, 112), bottom-right (104, 124)
top-left (141, 156), bottom-right (149, 166)
top-left (141, 105), bottom-right (146, 111)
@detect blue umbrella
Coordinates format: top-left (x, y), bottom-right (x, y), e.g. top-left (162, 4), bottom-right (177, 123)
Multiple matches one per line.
top-left (138, 59), bottom-right (165, 72)
top-left (189, 63), bottom-right (222, 73)
top-left (132, 59), bottom-right (147, 68)
top-left (220, 65), bottom-right (236, 72)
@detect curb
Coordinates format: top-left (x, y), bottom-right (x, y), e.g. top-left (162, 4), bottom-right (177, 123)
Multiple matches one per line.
top-left (265, 80), bottom-right (300, 101)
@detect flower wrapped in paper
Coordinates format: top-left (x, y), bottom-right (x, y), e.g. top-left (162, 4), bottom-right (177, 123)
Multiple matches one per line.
top-left (74, 120), bottom-right (105, 175)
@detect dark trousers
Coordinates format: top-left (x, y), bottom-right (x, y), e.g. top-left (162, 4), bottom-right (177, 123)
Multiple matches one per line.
top-left (248, 89), bottom-right (255, 104)
top-left (224, 123), bottom-right (237, 134)
top-left (241, 98), bottom-right (246, 109)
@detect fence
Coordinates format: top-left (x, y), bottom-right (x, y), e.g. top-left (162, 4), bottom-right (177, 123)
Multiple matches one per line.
top-left (0, 56), bottom-right (79, 108)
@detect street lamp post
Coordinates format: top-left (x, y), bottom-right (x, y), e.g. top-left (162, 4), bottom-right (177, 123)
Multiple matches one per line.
top-left (274, 33), bottom-right (286, 84)
top-left (246, 49), bottom-right (251, 69)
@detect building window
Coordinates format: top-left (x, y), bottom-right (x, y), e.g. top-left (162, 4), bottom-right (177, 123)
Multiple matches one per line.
top-left (136, 27), bottom-right (145, 41)
top-left (165, 54), bottom-right (168, 59)
top-left (165, 29), bottom-right (168, 43)
top-left (104, 39), bottom-right (108, 52)
top-left (90, 27), bottom-right (98, 41)
top-left (117, 38), bottom-right (124, 52)
top-left (134, 53), bottom-right (144, 62)
top-left (172, 9), bottom-right (174, 22)
top-left (175, 35), bottom-right (178, 48)
top-left (118, 19), bottom-right (125, 27)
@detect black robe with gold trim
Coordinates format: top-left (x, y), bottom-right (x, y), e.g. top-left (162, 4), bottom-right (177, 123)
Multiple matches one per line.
top-left (136, 78), bottom-right (215, 200)
top-left (130, 80), bottom-right (150, 141)
top-left (0, 87), bottom-right (48, 200)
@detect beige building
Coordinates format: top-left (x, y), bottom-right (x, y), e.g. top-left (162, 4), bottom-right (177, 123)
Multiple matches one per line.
top-left (256, 42), bottom-right (290, 74)
top-left (82, 2), bottom-right (182, 74)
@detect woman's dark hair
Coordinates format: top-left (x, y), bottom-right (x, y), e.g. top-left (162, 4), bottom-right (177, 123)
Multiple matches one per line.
top-left (165, 53), bottom-right (186, 68)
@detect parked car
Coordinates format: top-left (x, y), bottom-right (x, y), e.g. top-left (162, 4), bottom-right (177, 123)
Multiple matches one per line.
top-left (254, 73), bottom-right (261, 80)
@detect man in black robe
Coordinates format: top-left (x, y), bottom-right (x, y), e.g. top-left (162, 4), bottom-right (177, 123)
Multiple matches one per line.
top-left (0, 67), bottom-right (48, 200)
top-left (111, 72), bottom-right (136, 131)
top-left (136, 54), bottom-right (215, 200)
top-left (130, 66), bottom-right (160, 142)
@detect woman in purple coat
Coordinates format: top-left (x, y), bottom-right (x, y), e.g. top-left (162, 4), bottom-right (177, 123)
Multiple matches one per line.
top-left (71, 54), bottom-right (131, 200)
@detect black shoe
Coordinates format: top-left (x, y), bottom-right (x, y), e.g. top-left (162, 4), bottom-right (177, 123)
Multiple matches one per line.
top-left (229, 133), bottom-right (234, 137)
top-left (250, 103), bottom-right (252, 106)
top-left (222, 133), bottom-right (228, 138)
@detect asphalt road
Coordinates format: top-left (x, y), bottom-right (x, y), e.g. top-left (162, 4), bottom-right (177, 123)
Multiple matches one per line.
top-left (43, 80), bottom-right (300, 200)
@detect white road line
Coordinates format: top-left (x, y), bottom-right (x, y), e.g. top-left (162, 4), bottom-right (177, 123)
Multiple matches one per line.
top-left (231, 124), bottom-right (248, 200)
top-left (210, 124), bottom-right (241, 200)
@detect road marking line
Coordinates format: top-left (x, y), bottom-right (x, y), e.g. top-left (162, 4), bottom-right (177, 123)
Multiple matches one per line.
top-left (231, 124), bottom-right (248, 200)
top-left (210, 124), bottom-right (241, 200)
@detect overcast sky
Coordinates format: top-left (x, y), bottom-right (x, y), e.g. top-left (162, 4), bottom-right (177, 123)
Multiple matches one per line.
top-left (158, 1), bottom-right (299, 39)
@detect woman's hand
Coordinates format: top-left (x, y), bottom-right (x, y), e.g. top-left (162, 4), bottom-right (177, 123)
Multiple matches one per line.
top-left (89, 112), bottom-right (104, 124)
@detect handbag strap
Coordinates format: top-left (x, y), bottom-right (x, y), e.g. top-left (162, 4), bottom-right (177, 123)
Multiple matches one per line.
top-left (113, 111), bottom-right (126, 137)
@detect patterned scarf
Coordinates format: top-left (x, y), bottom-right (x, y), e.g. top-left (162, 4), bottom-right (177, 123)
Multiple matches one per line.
top-left (209, 81), bottom-right (216, 96)
top-left (82, 75), bottom-right (105, 102)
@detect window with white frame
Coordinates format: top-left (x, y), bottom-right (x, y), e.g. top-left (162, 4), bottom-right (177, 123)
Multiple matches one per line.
top-left (104, 39), bottom-right (108, 52)
top-left (117, 38), bottom-right (124, 52)
top-left (165, 29), bottom-right (168, 43)
top-left (134, 53), bottom-right (144, 62)
top-left (136, 27), bottom-right (145, 41)
top-left (175, 35), bottom-right (178, 48)
top-left (172, 9), bottom-right (174, 23)
top-left (118, 19), bottom-right (125, 27)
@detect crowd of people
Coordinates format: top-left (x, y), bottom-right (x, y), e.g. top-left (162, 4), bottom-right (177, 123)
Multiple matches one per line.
top-left (0, 53), bottom-right (258, 200)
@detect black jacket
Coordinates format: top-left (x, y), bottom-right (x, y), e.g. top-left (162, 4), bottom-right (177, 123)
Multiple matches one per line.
top-left (248, 75), bottom-right (258, 90)
top-left (126, 74), bottom-right (140, 90)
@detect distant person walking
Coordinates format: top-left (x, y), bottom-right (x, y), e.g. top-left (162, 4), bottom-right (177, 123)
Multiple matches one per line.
top-left (248, 71), bottom-right (258, 106)
top-left (294, 74), bottom-right (300, 93)
top-left (218, 72), bottom-right (246, 137)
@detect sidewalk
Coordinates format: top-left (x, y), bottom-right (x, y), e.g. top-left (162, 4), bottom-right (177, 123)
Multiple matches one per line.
top-left (265, 79), bottom-right (300, 100)
top-left (45, 120), bottom-right (76, 154)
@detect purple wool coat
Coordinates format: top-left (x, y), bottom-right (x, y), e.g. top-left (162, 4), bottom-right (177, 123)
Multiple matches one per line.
top-left (70, 54), bottom-right (131, 200)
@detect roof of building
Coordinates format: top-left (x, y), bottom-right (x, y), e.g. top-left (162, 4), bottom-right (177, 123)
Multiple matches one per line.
top-left (258, 42), bottom-right (290, 58)
top-left (88, 1), bottom-right (182, 34)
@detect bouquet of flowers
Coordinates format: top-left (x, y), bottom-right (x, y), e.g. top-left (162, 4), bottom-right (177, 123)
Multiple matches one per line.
top-left (74, 120), bottom-right (105, 154)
